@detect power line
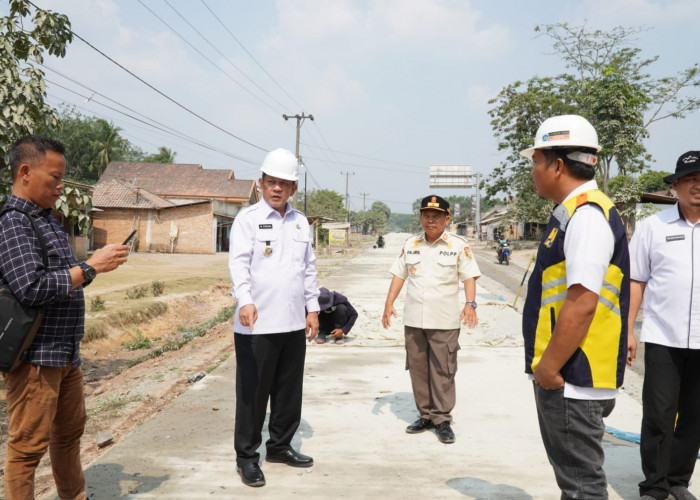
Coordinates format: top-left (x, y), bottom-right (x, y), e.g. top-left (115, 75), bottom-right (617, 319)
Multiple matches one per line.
top-left (46, 78), bottom-right (258, 165)
top-left (161, 0), bottom-right (291, 114)
top-left (27, 0), bottom-right (270, 153)
top-left (200, 0), bottom-right (304, 111)
top-left (137, 0), bottom-right (283, 115)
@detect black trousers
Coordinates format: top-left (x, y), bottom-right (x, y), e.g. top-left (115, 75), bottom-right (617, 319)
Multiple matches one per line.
top-left (234, 330), bottom-right (306, 466)
top-left (318, 303), bottom-right (351, 336)
top-left (639, 342), bottom-right (700, 498)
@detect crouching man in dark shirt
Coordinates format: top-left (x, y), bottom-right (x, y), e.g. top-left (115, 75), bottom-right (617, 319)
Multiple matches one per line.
top-left (315, 287), bottom-right (358, 345)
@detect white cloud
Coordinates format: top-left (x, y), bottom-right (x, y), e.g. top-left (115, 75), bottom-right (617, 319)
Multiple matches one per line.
top-left (575, 0), bottom-right (700, 27)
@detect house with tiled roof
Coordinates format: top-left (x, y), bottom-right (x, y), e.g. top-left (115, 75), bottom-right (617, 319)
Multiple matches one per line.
top-left (92, 162), bottom-right (258, 253)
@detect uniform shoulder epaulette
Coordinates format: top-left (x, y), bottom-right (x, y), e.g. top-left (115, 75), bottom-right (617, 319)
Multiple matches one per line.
top-left (404, 232), bottom-right (423, 243)
top-left (447, 232), bottom-right (467, 243)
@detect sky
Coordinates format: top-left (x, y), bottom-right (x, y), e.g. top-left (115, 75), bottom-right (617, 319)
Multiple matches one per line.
top-left (7, 0), bottom-right (700, 213)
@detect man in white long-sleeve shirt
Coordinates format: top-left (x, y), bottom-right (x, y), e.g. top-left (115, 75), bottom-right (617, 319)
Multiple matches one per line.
top-left (228, 148), bottom-right (320, 488)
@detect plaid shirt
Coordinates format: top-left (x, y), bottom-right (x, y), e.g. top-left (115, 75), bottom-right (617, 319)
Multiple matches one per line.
top-left (0, 194), bottom-right (84, 367)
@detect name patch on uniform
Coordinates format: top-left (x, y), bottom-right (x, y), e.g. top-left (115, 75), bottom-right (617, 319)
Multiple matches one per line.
top-left (407, 250), bottom-right (420, 255)
top-left (666, 234), bottom-right (685, 242)
top-left (258, 224), bottom-right (273, 229)
top-left (439, 251), bottom-right (457, 256)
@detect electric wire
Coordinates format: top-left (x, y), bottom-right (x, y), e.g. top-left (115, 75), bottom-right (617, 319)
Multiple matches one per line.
top-left (46, 80), bottom-right (258, 165)
top-left (27, 0), bottom-right (269, 152)
top-left (200, 0), bottom-right (304, 111)
top-left (40, 63), bottom-right (257, 163)
top-left (137, 0), bottom-right (283, 116)
top-left (162, 0), bottom-right (291, 113)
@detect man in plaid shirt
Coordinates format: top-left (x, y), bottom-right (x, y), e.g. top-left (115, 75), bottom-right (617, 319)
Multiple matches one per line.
top-left (0, 136), bottom-right (129, 500)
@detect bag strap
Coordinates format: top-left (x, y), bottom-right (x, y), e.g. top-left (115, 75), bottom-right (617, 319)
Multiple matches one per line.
top-left (1, 207), bottom-right (49, 268)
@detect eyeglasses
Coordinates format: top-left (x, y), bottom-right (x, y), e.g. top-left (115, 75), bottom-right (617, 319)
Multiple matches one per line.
top-left (264, 179), bottom-right (294, 189)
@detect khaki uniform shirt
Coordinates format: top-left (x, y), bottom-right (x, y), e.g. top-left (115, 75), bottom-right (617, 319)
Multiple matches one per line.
top-left (389, 231), bottom-right (481, 329)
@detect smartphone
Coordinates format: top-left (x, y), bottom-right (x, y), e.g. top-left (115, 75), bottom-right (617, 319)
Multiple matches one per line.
top-left (122, 229), bottom-right (137, 245)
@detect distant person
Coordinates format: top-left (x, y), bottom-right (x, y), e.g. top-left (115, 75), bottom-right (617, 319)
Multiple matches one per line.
top-left (382, 195), bottom-right (480, 444)
top-left (628, 151), bottom-right (700, 500)
top-left (376, 234), bottom-right (385, 248)
top-left (315, 287), bottom-right (358, 345)
top-left (521, 115), bottom-right (630, 498)
top-left (0, 136), bottom-right (129, 500)
top-left (229, 148), bottom-right (320, 488)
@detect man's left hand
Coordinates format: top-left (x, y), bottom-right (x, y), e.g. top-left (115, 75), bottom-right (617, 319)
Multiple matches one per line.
top-left (460, 305), bottom-right (478, 328)
top-left (306, 312), bottom-right (319, 342)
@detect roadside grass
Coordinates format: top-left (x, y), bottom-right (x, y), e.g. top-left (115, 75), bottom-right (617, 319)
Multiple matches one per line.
top-left (87, 393), bottom-right (145, 420)
top-left (121, 305), bottom-right (236, 371)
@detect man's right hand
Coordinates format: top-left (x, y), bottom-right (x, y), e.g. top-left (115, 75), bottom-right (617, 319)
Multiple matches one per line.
top-left (239, 304), bottom-right (258, 332)
top-left (86, 244), bottom-right (129, 273)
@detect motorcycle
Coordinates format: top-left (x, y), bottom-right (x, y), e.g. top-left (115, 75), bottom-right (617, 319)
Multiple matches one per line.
top-left (496, 240), bottom-right (510, 265)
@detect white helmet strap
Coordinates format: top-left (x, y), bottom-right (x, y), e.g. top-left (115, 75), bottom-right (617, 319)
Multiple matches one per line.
top-left (566, 151), bottom-right (598, 167)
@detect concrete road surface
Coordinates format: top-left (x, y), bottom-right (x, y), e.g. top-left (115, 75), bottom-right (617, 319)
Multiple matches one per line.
top-left (43, 234), bottom-right (695, 499)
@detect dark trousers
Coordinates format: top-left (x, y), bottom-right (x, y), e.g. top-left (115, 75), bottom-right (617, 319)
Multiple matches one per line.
top-left (318, 303), bottom-right (351, 336)
top-left (639, 343), bottom-right (700, 499)
top-left (234, 330), bottom-right (306, 466)
top-left (533, 383), bottom-right (615, 499)
top-left (404, 326), bottom-right (460, 425)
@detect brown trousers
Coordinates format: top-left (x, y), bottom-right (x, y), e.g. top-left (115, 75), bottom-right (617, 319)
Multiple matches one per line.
top-left (404, 326), bottom-right (460, 425)
top-left (3, 363), bottom-right (87, 500)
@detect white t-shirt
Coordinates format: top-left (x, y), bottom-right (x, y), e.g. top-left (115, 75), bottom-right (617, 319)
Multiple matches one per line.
top-left (629, 204), bottom-right (700, 348)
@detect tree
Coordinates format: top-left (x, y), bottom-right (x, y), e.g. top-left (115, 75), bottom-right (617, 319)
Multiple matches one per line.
top-left (350, 201), bottom-right (391, 235)
top-left (298, 189), bottom-right (346, 221)
top-left (487, 23), bottom-right (700, 223)
top-left (0, 0), bottom-right (72, 200)
top-left (91, 119), bottom-right (123, 178)
top-left (47, 106), bottom-right (145, 183)
top-left (144, 146), bottom-right (177, 163)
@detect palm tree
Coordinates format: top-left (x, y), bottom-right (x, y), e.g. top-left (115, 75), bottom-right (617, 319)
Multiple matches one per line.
top-left (145, 146), bottom-right (177, 163)
top-left (91, 120), bottom-right (122, 177)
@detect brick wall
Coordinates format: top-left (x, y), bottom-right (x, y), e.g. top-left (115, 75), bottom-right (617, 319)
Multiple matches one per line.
top-left (92, 202), bottom-right (215, 254)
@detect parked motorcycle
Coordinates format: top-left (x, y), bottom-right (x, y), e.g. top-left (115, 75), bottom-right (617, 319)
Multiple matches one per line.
top-left (496, 240), bottom-right (510, 265)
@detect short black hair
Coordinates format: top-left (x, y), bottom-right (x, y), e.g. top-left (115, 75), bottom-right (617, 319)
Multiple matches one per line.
top-left (542, 147), bottom-right (597, 181)
top-left (9, 135), bottom-right (66, 181)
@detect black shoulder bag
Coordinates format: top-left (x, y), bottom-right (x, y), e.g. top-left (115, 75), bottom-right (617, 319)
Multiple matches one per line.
top-left (0, 207), bottom-right (48, 372)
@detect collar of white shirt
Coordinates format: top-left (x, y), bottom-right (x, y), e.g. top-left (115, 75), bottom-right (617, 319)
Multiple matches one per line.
top-left (562, 179), bottom-right (599, 204)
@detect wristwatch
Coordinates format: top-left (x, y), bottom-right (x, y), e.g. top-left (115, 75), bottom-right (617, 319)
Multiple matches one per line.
top-left (465, 301), bottom-right (477, 309)
top-left (79, 262), bottom-right (96, 287)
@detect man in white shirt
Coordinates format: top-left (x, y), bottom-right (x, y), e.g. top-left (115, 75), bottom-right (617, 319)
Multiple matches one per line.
top-left (628, 151), bottom-right (700, 500)
top-left (521, 115), bottom-right (630, 499)
top-left (382, 195), bottom-right (480, 444)
top-left (229, 148), bottom-right (320, 487)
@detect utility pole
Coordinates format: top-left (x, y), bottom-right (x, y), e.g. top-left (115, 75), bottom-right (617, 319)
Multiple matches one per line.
top-left (341, 171), bottom-right (354, 221)
top-left (474, 172), bottom-right (481, 244)
top-left (359, 192), bottom-right (369, 212)
top-left (282, 112), bottom-right (314, 210)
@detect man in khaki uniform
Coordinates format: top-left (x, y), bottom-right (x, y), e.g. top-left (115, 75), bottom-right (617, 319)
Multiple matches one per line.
top-left (382, 195), bottom-right (480, 443)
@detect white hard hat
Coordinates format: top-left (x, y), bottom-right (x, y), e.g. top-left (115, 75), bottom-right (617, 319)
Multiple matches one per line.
top-left (520, 115), bottom-right (601, 158)
top-left (260, 148), bottom-right (299, 181)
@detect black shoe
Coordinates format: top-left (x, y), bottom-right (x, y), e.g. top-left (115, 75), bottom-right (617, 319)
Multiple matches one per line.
top-left (406, 418), bottom-right (433, 434)
top-left (266, 448), bottom-right (314, 468)
top-left (436, 421), bottom-right (455, 444)
top-left (237, 462), bottom-right (265, 487)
